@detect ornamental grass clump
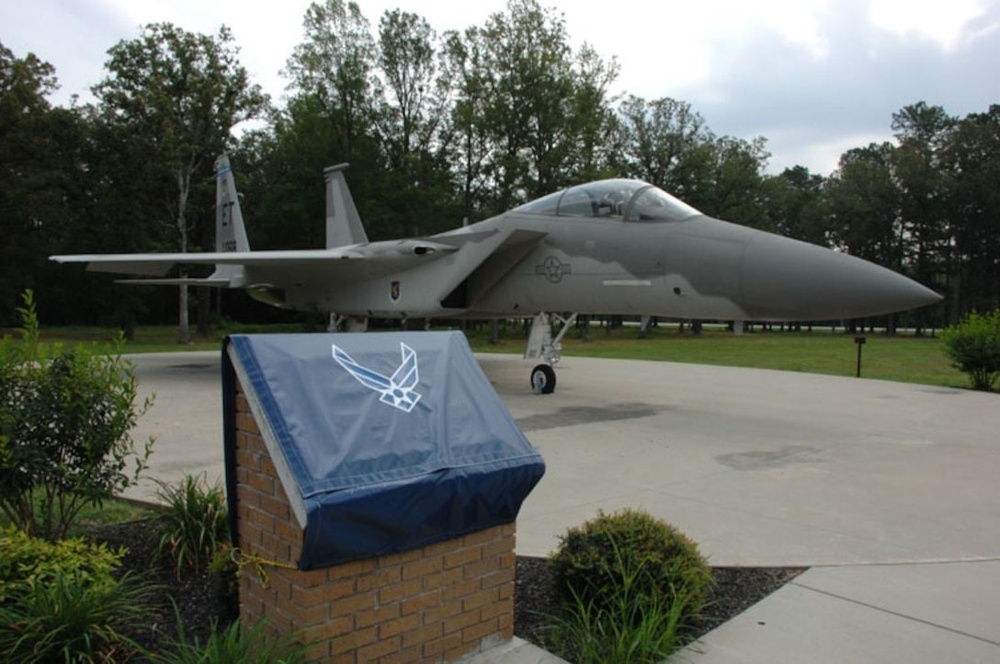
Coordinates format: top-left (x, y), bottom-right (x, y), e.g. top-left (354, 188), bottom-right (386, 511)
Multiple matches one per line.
top-left (155, 473), bottom-right (230, 578)
top-left (545, 507), bottom-right (714, 661)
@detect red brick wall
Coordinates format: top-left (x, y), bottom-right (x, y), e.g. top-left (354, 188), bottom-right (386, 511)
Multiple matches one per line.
top-left (234, 388), bottom-right (516, 663)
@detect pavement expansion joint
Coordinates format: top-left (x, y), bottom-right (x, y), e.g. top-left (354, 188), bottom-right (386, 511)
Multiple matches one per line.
top-left (789, 581), bottom-right (1000, 648)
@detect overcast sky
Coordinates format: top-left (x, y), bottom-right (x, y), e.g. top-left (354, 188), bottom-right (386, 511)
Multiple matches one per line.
top-left (2, 0), bottom-right (998, 175)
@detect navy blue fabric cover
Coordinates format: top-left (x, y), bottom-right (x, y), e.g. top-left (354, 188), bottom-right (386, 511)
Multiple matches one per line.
top-left (222, 332), bottom-right (545, 570)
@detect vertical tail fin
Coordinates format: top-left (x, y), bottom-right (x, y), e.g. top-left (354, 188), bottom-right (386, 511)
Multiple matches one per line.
top-left (324, 163), bottom-right (368, 248)
top-left (215, 154), bottom-right (251, 253)
top-left (210, 154), bottom-right (249, 287)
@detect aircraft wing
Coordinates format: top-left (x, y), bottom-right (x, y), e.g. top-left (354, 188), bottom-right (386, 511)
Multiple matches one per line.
top-left (49, 230), bottom-right (548, 293)
top-left (50, 237), bottom-right (469, 279)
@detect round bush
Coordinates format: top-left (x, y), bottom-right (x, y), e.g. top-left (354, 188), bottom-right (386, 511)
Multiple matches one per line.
top-left (549, 508), bottom-right (713, 622)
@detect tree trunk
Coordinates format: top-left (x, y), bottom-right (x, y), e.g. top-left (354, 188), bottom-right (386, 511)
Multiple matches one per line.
top-left (197, 287), bottom-right (211, 337)
top-left (176, 167), bottom-right (192, 345)
top-left (178, 283), bottom-right (190, 344)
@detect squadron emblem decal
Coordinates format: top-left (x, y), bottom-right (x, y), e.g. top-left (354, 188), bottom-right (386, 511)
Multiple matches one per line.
top-left (331, 343), bottom-right (422, 413)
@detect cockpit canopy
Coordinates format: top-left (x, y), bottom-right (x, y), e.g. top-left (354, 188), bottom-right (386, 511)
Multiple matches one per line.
top-left (514, 179), bottom-right (702, 222)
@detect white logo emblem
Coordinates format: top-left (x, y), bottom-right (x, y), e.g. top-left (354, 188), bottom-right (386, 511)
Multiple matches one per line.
top-left (331, 343), bottom-right (422, 413)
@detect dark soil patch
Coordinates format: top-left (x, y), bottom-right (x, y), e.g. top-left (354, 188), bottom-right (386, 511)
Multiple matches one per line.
top-left (94, 519), bottom-right (803, 658)
top-left (514, 556), bottom-right (805, 650)
top-left (92, 518), bottom-right (238, 655)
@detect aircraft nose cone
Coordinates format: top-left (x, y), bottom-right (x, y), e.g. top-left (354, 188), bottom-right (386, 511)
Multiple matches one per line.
top-left (739, 231), bottom-right (942, 321)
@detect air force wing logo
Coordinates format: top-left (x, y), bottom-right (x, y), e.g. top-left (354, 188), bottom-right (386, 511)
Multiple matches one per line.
top-left (331, 343), bottom-right (422, 413)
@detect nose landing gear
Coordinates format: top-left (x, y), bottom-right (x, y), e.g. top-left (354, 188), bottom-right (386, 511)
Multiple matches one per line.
top-left (531, 363), bottom-right (557, 394)
top-left (524, 312), bottom-right (577, 394)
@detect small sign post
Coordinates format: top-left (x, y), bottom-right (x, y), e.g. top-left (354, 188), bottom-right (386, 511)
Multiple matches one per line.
top-left (854, 336), bottom-right (867, 378)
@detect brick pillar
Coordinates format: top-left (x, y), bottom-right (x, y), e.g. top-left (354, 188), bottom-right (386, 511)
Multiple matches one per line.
top-left (233, 387), bottom-right (517, 663)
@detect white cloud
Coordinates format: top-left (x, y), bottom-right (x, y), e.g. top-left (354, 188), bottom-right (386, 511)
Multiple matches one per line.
top-left (869, 0), bottom-right (988, 49)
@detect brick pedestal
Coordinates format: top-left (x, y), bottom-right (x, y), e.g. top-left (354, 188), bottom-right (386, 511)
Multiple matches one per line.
top-left (233, 389), bottom-right (517, 663)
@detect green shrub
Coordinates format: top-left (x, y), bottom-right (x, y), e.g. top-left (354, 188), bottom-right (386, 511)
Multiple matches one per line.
top-left (549, 508), bottom-right (713, 628)
top-left (0, 526), bottom-right (122, 601)
top-left (942, 310), bottom-right (1000, 391)
top-left (0, 528), bottom-right (155, 662)
top-left (155, 473), bottom-right (230, 577)
top-left (151, 603), bottom-right (312, 664)
top-left (0, 290), bottom-right (154, 540)
top-left (541, 534), bottom-right (697, 663)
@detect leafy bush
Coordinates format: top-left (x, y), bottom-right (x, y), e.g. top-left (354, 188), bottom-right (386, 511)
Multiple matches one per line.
top-left (151, 604), bottom-right (312, 664)
top-left (541, 534), bottom-right (697, 663)
top-left (0, 290), bottom-right (154, 539)
top-left (155, 473), bottom-right (230, 577)
top-left (0, 525), bottom-right (122, 600)
top-left (942, 310), bottom-right (1000, 391)
top-left (0, 528), bottom-right (155, 662)
top-left (549, 508), bottom-right (713, 629)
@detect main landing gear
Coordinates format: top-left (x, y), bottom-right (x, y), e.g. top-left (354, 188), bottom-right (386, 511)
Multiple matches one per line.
top-left (525, 312), bottom-right (577, 394)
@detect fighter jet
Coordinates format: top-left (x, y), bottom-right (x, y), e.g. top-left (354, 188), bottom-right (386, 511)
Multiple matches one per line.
top-left (51, 154), bottom-right (941, 393)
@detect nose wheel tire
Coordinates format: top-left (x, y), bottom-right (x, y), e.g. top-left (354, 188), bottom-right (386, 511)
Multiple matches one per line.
top-left (531, 364), bottom-right (557, 394)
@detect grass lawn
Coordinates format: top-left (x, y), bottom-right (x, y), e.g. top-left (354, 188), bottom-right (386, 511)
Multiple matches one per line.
top-left (0, 496), bottom-right (161, 538)
top-left (5, 323), bottom-right (304, 353)
top-left (463, 322), bottom-right (966, 389)
top-left (3, 320), bottom-right (969, 389)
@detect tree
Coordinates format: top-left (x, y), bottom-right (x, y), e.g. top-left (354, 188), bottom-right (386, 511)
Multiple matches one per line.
top-left (444, 0), bottom-right (619, 215)
top-left (696, 135), bottom-right (771, 227)
top-left (0, 291), bottom-right (153, 539)
top-left (614, 95), bottom-right (712, 198)
top-left (564, 44), bottom-right (619, 184)
top-left (285, 0), bottom-right (378, 164)
top-left (280, 0), bottom-right (423, 241)
top-left (760, 166), bottom-right (828, 245)
top-left (941, 106), bottom-right (1000, 318)
top-left (376, 9), bottom-right (443, 162)
top-left (93, 23), bottom-right (267, 343)
top-left (824, 143), bottom-right (902, 266)
top-left (442, 27), bottom-right (494, 221)
top-left (373, 9), bottom-right (459, 237)
top-left (891, 102), bottom-right (955, 330)
top-left (0, 43), bottom-right (84, 325)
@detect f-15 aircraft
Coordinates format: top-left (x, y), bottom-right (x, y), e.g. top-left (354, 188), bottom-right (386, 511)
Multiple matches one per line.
top-left (52, 154), bottom-right (941, 393)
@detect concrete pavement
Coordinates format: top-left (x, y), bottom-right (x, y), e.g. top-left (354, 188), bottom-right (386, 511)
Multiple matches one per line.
top-left (126, 349), bottom-right (1000, 663)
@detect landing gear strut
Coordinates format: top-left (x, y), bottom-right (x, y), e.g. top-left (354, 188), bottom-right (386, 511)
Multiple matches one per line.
top-left (525, 312), bottom-right (577, 394)
top-left (328, 314), bottom-right (369, 332)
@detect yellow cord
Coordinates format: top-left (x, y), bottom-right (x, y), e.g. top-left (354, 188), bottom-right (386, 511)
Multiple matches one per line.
top-left (230, 547), bottom-right (297, 588)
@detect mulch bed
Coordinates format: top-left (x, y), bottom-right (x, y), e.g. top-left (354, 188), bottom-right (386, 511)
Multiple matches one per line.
top-left (93, 519), bottom-right (803, 658)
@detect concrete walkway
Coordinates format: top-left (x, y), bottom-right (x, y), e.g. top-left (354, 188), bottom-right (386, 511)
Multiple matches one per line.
top-left (126, 350), bottom-right (1000, 663)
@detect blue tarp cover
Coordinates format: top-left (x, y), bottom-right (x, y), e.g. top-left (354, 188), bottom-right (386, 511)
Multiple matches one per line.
top-left (223, 332), bottom-right (545, 570)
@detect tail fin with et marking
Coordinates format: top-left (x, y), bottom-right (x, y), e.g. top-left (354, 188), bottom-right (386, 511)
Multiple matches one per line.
top-left (209, 153), bottom-right (250, 287)
top-left (215, 153), bottom-right (251, 253)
